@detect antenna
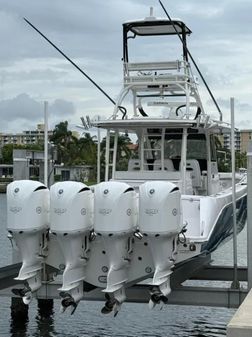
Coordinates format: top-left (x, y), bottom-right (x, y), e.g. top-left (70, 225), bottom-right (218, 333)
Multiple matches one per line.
top-left (23, 17), bottom-right (126, 117)
top-left (80, 117), bottom-right (88, 130)
top-left (158, 0), bottom-right (223, 121)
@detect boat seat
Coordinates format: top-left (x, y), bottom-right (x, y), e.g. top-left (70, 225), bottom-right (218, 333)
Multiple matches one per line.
top-left (182, 160), bottom-right (202, 188)
top-left (154, 159), bottom-right (175, 171)
top-left (128, 159), bottom-right (141, 171)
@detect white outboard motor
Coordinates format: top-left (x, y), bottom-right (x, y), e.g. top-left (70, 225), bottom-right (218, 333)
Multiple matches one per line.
top-left (94, 181), bottom-right (137, 316)
top-left (7, 180), bottom-right (49, 304)
top-left (139, 181), bottom-right (181, 309)
top-left (50, 181), bottom-right (93, 314)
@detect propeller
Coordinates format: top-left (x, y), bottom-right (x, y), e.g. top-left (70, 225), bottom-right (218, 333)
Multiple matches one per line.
top-left (11, 287), bottom-right (33, 305)
top-left (59, 292), bottom-right (78, 315)
top-left (101, 293), bottom-right (121, 317)
top-left (148, 286), bottom-right (168, 309)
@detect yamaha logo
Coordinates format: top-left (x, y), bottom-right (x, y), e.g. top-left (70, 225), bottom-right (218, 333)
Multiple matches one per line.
top-left (145, 208), bottom-right (158, 216)
top-left (126, 208), bottom-right (132, 216)
top-left (54, 208), bottom-right (67, 215)
top-left (10, 206), bottom-right (22, 214)
top-left (36, 206), bottom-right (42, 214)
top-left (99, 208), bottom-right (112, 215)
top-left (172, 208), bottom-right (178, 216)
top-left (81, 208), bottom-right (87, 216)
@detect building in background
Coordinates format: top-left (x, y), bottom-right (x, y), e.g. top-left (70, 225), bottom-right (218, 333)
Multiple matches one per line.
top-left (222, 129), bottom-right (252, 153)
top-left (223, 131), bottom-right (241, 151)
top-left (240, 129), bottom-right (252, 153)
top-left (0, 124), bottom-right (53, 147)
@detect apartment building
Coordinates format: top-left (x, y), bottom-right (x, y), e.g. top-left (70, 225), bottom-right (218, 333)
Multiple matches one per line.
top-left (0, 124), bottom-right (53, 147)
top-left (240, 129), bottom-right (252, 153)
top-left (223, 131), bottom-right (241, 151)
top-left (222, 129), bottom-right (252, 153)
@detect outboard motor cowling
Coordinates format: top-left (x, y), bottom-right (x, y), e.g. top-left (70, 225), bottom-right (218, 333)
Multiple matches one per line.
top-left (94, 181), bottom-right (137, 316)
top-left (50, 181), bottom-right (93, 314)
top-left (7, 180), bottom-right (49, 304)
top-left (139, 181), bottom-right (181, 309)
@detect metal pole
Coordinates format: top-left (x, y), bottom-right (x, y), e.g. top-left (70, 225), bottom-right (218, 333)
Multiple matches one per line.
top-left (247, 141), bottom-right (252, 290)
top-left (112, 131), bottom-right (118, 179)
top-left (181, 128), bottom-right (187, 195)
top-left (105, 130), bottom-right (110, 181)
top-left (44, 101), bottom-right (48, 187)
top-left (230, 97), bottom-right (239, 289)
top-left (97, 116), bottom-right (101, 184)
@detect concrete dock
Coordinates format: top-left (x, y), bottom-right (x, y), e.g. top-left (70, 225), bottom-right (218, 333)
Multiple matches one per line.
top-left (227, 142), bottom-right (252, 336)
top-left (227, 288), bottom-right (252, 337)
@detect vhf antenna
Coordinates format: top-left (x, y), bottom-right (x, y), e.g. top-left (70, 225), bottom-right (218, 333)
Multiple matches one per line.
top-left (23, 17), bottom-right (126, 118)
top-left (158, 0), bottom-right (222, 121)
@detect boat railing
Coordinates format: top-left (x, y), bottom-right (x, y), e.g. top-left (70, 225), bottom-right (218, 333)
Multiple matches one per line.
top-left (113, 170), bottom-right (182, 190)
top-left (123, 60), bottom-right (196, 90)
top-left (124, 60), bottom-right (185, 73)
top-left (114, 170), bottom-right (181, 180)
top-left (124, 60), bottom-right (189, 79)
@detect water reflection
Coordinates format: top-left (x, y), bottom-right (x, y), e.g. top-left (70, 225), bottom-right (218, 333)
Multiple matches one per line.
top-left (10, 298), bottom-right (29, 337)
top-left (177, 316), bottom-right (229, 337)
top-left (34, 299), bottom-right (56, 337)
top-left (9, 298), bottom-right (56, 337)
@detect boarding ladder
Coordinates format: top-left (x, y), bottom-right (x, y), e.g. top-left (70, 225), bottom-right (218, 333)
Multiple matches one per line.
top-left (104, 130), bottom-right (119, 181)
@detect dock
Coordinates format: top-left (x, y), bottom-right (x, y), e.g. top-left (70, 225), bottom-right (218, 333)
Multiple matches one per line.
top-left (227, 289), bottom-right (252, 337)
top-left (227, 141), bottom-right (252, 336)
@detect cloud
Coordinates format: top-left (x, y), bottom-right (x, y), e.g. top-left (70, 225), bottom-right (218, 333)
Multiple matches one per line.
top-left (0, 0), bottom-right (250, 133)
top-left (0, 67), bottom-right (67, 82)
top-left (0, 93), bottom-right (41, 121)
top-left (50, 99), bottom-right (75, 117)
top-left (0, 93), bottom-right (76, 132)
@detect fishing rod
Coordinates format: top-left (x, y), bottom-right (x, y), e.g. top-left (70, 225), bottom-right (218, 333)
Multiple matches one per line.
top-left (158, 0), bottom-right (222, 121)
top-left (23, 17), bottom-right (127, 118)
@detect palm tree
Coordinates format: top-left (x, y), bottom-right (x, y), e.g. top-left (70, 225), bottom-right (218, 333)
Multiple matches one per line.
top-left (77, 133), bottom-right (97, 166)
top-left (50, 121), bottom-right (78, 165)
top-left (100, 133), bottom-right (133, 177)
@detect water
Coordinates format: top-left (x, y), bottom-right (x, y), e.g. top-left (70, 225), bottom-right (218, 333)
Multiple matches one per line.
top-left (0, 193), bottom-right (246, 337)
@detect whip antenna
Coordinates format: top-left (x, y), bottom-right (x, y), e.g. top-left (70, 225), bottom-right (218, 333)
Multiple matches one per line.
top-left (158, 0), bottom-right (222, 120)
top-left (23, 17), bottom-right (126, 117)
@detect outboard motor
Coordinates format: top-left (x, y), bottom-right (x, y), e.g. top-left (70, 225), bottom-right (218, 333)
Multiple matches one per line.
top-left (50, 181), bottom-right (93, 314)
top-left (94, 181), bottom-right (137, 316)
top-left (7, 180), bottom-right (49, 304)
top-left (139, 181), bottom-right (181, 309)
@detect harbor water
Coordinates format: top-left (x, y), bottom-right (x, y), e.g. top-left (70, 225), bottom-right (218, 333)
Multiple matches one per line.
top-left (0, 193), bottom-right (246, 337)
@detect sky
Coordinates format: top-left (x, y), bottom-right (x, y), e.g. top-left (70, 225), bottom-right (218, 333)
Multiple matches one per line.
top-left (0, 0), bottom-right (251, 134)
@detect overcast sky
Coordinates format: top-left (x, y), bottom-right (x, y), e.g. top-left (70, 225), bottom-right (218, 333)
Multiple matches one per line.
top-left (0, 0), bottom-right (251, 133)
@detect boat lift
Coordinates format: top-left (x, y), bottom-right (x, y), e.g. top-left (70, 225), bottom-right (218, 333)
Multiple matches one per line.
top-left (0, 98), bottom-right (248, 330)
top-left (0, 100), bottom-right (250, 312)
